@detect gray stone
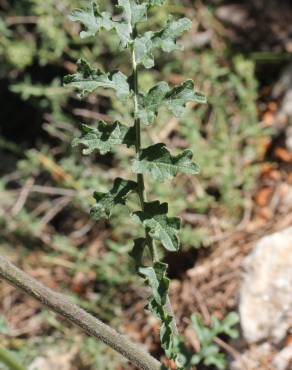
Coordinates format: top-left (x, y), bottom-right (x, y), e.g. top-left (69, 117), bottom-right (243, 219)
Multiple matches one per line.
top-left (239, 227), bottom-right (292, 344)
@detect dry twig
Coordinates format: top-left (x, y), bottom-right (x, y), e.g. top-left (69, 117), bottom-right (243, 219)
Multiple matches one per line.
top-left (0, 255), bottom-right (161, 370)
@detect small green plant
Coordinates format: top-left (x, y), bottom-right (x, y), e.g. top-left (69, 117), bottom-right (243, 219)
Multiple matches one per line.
top-left (190, 312), bottom-right (239, 369)
top-left (64, 0), bottom-right (206, 367)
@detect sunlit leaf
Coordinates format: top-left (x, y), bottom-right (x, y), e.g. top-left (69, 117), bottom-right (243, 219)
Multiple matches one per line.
top-left (139, 262), bottom-right (178, 359)
top-left (72, 122), bottom-right (136, 155)
top-left (69, 1), bottom-right (114, 39)
top-left (64, 59), bottom-right (130, 100)
top-left (132, 201), bottom-right (181, 251)
top-left (139, 262), bottom-right (169, 305)
top-left (132, 143), bottom-right (200, 181)
top-left (91, 178), bottom-right (137, 220)
top-left (134, 17), bottom-right (192, 68)
top-left (118, 0), bottom-right (147, 26)
top-left (137, 80), bottom-right (207, 124)
top-left (153, 17), bottom-right (192, 52)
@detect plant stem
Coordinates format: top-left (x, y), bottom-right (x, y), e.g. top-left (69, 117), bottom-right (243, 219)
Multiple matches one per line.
top-left (132, 47), bottom-right (145, 210)
top-left (0, 255), bottom-right (161, 370)
top-left (132, 39), bottom-right (158, 262)
top-left (131, 32), bottom-right (179, 338)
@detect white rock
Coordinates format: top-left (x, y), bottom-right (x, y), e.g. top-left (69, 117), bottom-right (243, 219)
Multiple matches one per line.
top-left (281, 90), bottom-right (292, 118)
top-left (230, 343), bottom-right (274, 370)
top-left (286, 125), bottom-right (292, 152)
top-left (28, 348), bottom-right (76, 370)
top-left (239, 227), bottom-right (292, 344)
top-left (273, 346), bottom-right (292, 370)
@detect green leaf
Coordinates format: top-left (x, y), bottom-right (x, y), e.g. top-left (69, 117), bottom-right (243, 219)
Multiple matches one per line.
top-left (204, 350), bottom-right (226, 370)
top-left (160, 315), bottom-right (176, 358)
top-left (134, 17), bottom-right (192, 68)
top-left (136, 81), bottom-right (169, 123)
top-left (190, 313), bottom-right (237, 369)
top-left (64, 59), bottom-right (130, 101)
top-left (69, 2), bottom-right (114, 39)
top-left (137, 80), bottom-right (207, 125)
top-left (132, 143), bottom-right (200, 181)
top-left (191, 314), bottom-right (214, 346)
top-left (72, 121), bottom-right (136, 155)
top-left (139, 262), bottom-right (178, 360)
top-left (139, 262), bottom-right (169, 305)
top-left (69, 1), bottom-right (130, 46)
top-left (147, 301), bottom-right (178, 361)
top-left (200, 343), bottom-right (226, 370)
top-left (129, 238), bottom-right (147, 270)
top-left (69, 1), bottom-right (166, 47)
top-left (165, 80), bottom-right (207, 115)
top-left (132, 201), bottom-right (181, 251)
top-left (134, 32), bottom-right (155, 68)
top-left (91, 178), bottom-right (137, 220)
top-left (118, 0), bottom-right (147, 27)
top-left (153, 17), bottom-right (192, 52)
top-left (212, 312), bottom-right (239, 339)
top-left (115, 0), bottom-right (166, 46)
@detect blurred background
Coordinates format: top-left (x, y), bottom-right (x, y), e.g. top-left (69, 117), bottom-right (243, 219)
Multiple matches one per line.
top-left (0, 0), bottom-right (291, 369)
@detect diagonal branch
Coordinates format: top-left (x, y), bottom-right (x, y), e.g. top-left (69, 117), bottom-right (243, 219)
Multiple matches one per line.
top-left (0, 255), bottom-right (162, 370)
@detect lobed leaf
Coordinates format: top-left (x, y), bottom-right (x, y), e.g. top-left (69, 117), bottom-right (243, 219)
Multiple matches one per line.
top-left (69, 1), bottom-right (166, 47)
top-left (69, 2), bottom-right (114, 39)
top-left (212, 312), bottom-right (239, 339)
top-left (137, 80), bottom-right (207, 125)
top-left (134, 32), bottom-right (155, 68)
top-left (91, 178), bottom-right (137, 220)
top-left (64, 59), bottom-right (130, 101)
top-left (139, 262), bottom-right (178, 360)
top-left (69, 1), bottom-right (130, 46)
top-left (113, 0), bottom-right (146, 45)
top-left (132, 143), bottom-right (200, 181)
top-left (115, 0), bottom-right (166, 45)
top-left (153, 17), bottom-right (192, 52)
top-left (72, 121), bottom-right (136, 155)
top-left (118, 0), bottom-right (148, 27)
top-left (134, 17), bottom-right (192, 68)
top-left (160, 315), bottom-right (177, 359)
top-left (132, 201), bottom-right (181, 251)
top-left (139, 262), bottom-right (169, 306)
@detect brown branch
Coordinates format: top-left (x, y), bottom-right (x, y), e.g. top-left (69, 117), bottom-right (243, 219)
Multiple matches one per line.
top-left (5, 16), bottom-right (38, 26)
top-left (0, 255), bottom-right (162, 370)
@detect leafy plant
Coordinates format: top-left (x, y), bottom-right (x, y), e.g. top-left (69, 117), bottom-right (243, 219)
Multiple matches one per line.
top-left (66, 0), bottom-right (206, 367)
top-left (190, 312), bottom-right (239, 369)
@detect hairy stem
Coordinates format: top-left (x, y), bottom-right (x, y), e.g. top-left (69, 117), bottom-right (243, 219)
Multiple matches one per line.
top-left (132, 46), bottom-right (145, 210)
top-left (131, 32), bottom-right (179, 339)
top-left (0, 255), bottom-right (161, 370)
top-left (132, 39), bottom-right (158, 262)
